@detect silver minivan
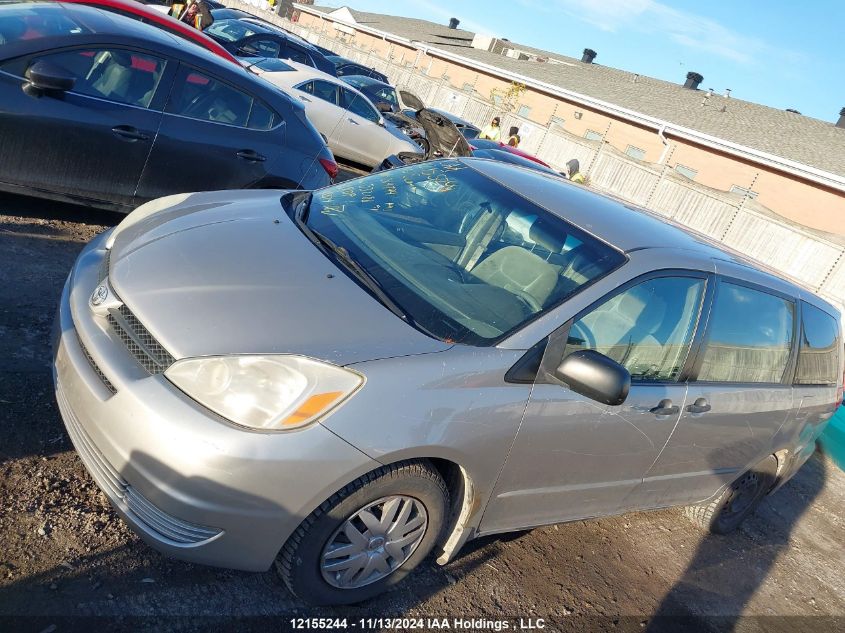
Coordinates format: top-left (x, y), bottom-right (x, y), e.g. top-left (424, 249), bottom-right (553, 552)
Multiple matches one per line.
top-left (53, 159), bottom-right (843, 605)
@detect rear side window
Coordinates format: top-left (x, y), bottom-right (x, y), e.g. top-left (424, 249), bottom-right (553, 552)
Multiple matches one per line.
top-left (169, 67), bottom-right (252, 126)
top-left (241, 38), bottom-right (280, 57)
top-left (247, 100), bottom-right (278, 130)
top-left (795, 302), bottom-right (840, 385)
top-left (31, 48), bottom-right (166, 108)
top-left (285, 45), bottom-right (310, 66)
top-left (697, 282), bottom-right (794, 383)
top-left (307, 80), bottom-right (339, 106)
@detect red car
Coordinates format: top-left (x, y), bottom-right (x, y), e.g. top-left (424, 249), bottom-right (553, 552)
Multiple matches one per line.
top-left (62, 0), bottom-right (239, 65)
top-left (469, 138), bottom-right (552, 168)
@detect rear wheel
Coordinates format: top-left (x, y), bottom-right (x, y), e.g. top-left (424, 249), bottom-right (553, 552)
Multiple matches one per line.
top-left (684, 455), bottom-right (778, 534)
top-left (277, 460), bottom-right (449, 605)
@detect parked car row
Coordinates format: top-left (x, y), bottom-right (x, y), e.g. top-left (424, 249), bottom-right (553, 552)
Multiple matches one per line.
top-left (0, 2), bottom-right (337, 211)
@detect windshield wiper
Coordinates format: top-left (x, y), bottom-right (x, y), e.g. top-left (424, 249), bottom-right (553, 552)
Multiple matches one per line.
top-left (299, 224), bottom-right (413, 323)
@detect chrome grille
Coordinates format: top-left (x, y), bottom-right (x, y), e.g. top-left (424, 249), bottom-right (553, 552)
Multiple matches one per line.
top-left (98, 248), bottom-right (111, 282)
top-left (57, 385), bottom-right (220, 545)
top-left (78, 334), bottom-right (116, 394)
top-left (108, 305), bottom-right (175, 375)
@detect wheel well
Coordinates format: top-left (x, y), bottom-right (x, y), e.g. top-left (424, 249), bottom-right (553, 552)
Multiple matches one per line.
top-left (424, 458), bottom-right (474, 561)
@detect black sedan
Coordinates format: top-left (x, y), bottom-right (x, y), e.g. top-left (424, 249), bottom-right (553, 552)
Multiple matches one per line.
top-left (205, 18), bottom-right (336, 76)
top-left (0, 2), bottom-right (336, 213)
top-left (325, 55), bottom-right (388, 83)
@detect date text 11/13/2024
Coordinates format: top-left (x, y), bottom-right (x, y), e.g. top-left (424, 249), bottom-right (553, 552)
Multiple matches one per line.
top-left (289, 618), bottom-right (547, 630)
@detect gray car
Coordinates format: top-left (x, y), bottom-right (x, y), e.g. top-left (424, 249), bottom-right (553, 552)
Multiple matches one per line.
top-left (53, 159), bottom-right (843, 605)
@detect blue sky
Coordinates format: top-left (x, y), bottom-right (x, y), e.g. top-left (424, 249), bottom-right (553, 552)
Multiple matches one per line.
top-left (318, 0), bottom-right (844, 122)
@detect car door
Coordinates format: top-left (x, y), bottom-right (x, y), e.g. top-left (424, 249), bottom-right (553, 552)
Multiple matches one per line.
top-left (640, 271), bottom-right (798, 507)
top-left (480, 272), bottom-right (709, 533)
top-left (294, 79), bottom-right (346, 157)
top-left (338, 86), bottom-right (391, 166)
top-left (0, 47), bottom-right (170, 208)
top-left (135, 64), bottom-right (283, 202)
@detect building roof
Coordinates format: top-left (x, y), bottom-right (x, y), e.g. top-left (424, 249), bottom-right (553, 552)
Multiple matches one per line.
top-left (307, 5), bottom-right (845, 182)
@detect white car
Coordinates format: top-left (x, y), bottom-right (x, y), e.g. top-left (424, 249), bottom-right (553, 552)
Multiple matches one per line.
top-left (248, 58), bottom-right (424, 167)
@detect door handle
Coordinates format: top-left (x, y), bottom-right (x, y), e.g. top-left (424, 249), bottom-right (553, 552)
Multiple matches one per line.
top-left (347, 117), bottom-right (360, 125)
top-left (236, 150), bottom-right (266, 162)
top-left (298, 95), bottom-right (311, 102)
top-left (686, 398), bottom-right (711, 414)
top-left (649, 399), bottom-right (680, 416)
top-left (112, 125), bottom-right (149, 141)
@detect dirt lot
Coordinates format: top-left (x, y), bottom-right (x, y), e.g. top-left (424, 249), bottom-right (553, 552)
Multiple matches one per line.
top-left (1, 180), bottom-right (844, 633)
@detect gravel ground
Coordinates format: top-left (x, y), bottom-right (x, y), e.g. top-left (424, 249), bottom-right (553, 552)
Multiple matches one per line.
top-left (1, 180), bottom-right (844, 633)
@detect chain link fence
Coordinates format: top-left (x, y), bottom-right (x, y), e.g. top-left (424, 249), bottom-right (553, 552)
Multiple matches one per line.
top-left (224, 1), bottom-right (844, 309)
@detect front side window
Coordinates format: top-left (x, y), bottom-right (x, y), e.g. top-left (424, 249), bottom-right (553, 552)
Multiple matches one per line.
top-left (795, 302), bottom-right (840, 385)
top-left (298, 160), bottom-right (624, 345)
top-left (342, 89), bottom-right (379, 123)
top-left (31, 48), bottom-right (166, 108)
top-left (564, 277), bottom-right (705, 382)
top-left (168, 67), bottom-right (252, 126)
top-left (697, 282), bottom-right (794, 383)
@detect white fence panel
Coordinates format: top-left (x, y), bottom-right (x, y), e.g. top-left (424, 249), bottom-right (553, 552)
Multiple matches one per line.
top-left (589, 154), bottom-right (658, 207)
top-left (723, 212), bottom-right (842, 290)
top-left (651, 180), bottom-right (739, 238)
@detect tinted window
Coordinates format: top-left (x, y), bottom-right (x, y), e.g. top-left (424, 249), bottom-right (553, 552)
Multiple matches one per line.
top-left (564, 277), bottom-right (704, 382)
top-left (240, 38), bottom-right (280, 57)
top-left (169, 68), bottom-right (252, 126)
top-left (337, 64), bottom-right (366, 77)
top-left (309, 80), bottom-right (339, 106)
top-left (795, 302), bottom-right (840, 385)
top-left (302, 161), bottom-right (624, 345)
top-left (698, 282), bottom-right (794, 383)
top-left (247, 100), bottom-right (277, 130)
top-left (285, 45), bottom-right (310, 66)
top-left (33, 49), bottom-right (166, 108)
top-left (205, 20), bottom-right (261, 42)
top-left (0, 5), bottom-right (87, 44)
top-left (342, 89), bottom-right (379, 123)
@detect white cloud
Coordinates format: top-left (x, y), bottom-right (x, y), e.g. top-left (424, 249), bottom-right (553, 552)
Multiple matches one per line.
top-left (518, 0), bottom-right (784, 66)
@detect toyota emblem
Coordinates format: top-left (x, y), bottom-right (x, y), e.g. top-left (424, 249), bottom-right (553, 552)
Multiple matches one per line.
top-left (91, 285), bottom-right (108, 306)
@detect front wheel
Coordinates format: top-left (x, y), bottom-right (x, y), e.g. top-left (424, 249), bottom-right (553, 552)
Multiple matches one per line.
top-left (684, 455), bottom-right (778, 534)
top-left (277, 460), bottom-right (449, 605)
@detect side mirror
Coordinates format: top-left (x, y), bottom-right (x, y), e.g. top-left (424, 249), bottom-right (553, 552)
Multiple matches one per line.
top-left (554, 349), bottom-right (630, 406)
top-left (25, 61), bottom-right (75, 93)
top-left (376, 101), bottom-right (392, 113)
top-left (378, 116), bottom-right (385, 127)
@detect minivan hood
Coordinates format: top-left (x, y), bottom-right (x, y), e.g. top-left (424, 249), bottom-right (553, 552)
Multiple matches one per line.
top-left (107, 190), bottom-right (451, 365)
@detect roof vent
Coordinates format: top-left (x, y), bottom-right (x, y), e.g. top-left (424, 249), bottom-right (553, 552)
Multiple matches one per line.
top-left (837, 107), bottom-right (845, 129)
top-left (581, 48), bottom-right (597, 64)
top-left (448, 17), bottom-right (460, 29)
top-left (684, 71), bottom-right (703, 90)
top-left (786, 108), bottom-right (801, 114)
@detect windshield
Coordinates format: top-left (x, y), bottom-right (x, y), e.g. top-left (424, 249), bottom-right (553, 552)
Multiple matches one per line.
top-left (344, 77), bottom-right (397, 106)
top-left (301, 160), bottom-right (624, 345)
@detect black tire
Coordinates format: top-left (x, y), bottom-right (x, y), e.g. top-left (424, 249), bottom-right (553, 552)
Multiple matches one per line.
top-left (683, 455), bottom-right (778, 534)
top-left (277, 460), bottom-right (449, 605)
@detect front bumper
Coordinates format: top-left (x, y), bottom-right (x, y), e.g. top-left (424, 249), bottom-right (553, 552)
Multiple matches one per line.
top-left (52, 231), bottom-right (379, 571)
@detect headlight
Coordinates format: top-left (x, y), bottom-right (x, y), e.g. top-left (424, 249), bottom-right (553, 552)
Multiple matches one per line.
top-left (400, 126), bottom-right (412, 135)
top-left (165, 355), bottom-right (363, 431)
